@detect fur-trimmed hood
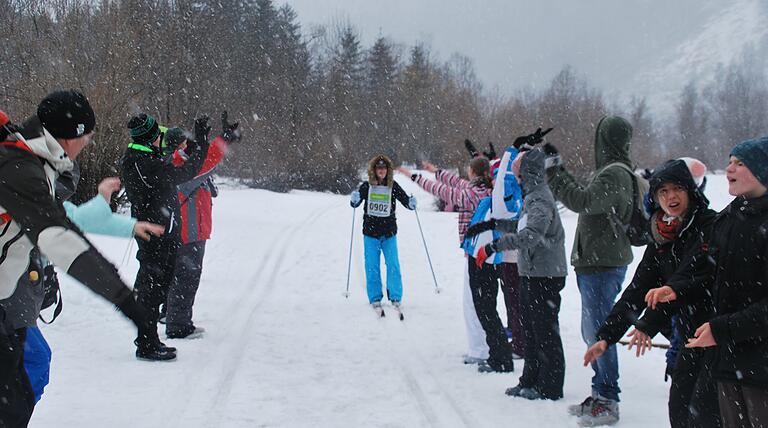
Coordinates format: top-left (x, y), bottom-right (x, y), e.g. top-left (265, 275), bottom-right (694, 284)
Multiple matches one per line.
top-left (367, 154), bottom-right (394, 186)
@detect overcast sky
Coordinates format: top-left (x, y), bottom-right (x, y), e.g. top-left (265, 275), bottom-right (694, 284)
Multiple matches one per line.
top-left (279, 0), bottom-right (720, 98)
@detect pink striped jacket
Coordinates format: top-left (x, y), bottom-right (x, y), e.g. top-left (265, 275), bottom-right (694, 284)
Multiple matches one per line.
top-left (414, 170), bottom-right (492, 245)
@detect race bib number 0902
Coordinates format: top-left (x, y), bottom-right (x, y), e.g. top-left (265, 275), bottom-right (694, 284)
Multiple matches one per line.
top-left (367, 185), bottom-right (392, 217)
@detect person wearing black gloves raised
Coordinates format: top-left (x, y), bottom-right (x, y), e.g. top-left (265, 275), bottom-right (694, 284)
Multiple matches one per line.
top-left (0, 91), bottom-right (153, 425)
top-left (472, 148), bottom-right (567, 400)
top-left (164, 112), bottom-right (240, 339)
top-left (121, 113), bottom-right (210, 361)
top-left (544, 117), bottom-right (636, 425)
top-left (583, 159), bottom-right (720, 428)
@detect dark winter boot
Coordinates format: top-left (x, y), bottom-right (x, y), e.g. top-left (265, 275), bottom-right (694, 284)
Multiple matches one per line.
top-left (135, 340), bottom-right (177, 362)
top-left (166, 325), bottom-right (205, 340)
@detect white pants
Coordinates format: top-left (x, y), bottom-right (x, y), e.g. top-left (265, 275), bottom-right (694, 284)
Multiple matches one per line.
top-left (464, 262), bottom-right (489, 359)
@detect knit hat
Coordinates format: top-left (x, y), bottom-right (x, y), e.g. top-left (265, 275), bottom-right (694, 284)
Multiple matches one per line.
top-left (128, 113), bottom-right (161, 146)
top-left (164, 127), bottom-right (187, 151)
top-left (37, 90), bottom-right (95, 139)
top-left (731, 136), bottom-right (768, 188)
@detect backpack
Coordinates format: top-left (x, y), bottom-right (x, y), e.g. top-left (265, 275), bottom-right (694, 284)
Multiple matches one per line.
top-left (607, 163), bottom-right (652, 246)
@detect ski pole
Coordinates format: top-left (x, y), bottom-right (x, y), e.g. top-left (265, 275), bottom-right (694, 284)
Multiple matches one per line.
top-left (343, 207), bottom-right (356, 298)
top-left (413, 206), bottom-right (441, 294)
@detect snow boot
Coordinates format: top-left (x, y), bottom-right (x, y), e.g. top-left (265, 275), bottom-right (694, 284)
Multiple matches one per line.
top-left (505, 384), bottom-right (529, 397)
top-left (577, 398), bottom-right (619, 427)
top-left (463, 355), bottom-right (486, 365)
top-left (167, 326), bottom-right (205, 340)
top-left (135, 341), bottom-right (177, 362)
top-left (568, 396), bottom-right (595, 416)
top-left (478, 359), bottom-right (514, 373)
top-left (518, 388), bottom-right (544, 400)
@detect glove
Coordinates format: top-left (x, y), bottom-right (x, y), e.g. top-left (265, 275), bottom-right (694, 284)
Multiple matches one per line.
top-left (194, 115), bottom-right (212, 144)
top-left (350, 191), bottom-right (361, 206)
top-left (542, 143), bottom-right (563, 170)
top-left (465, 219), bottom-right (496, 237)
top-left (512, 127), bottom-right (554, 151)
top-left (464, 139), bottom-right (480, 158)
top-left (483, 142), bottom-right (497, 160)
top-left (221, 111), bottom-right (241, 143)
top-left (475, 243), bottom-right (496, 267)
top-left (410, 173), bottom-right (421, 182)
top-left (408, 196), bottom-right (417, 210)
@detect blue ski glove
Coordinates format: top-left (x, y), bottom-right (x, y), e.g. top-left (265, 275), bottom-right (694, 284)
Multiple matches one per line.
top-left (408, 196), bottom-right (417, 210)
top-left (350, 191), bottom-right (361, 206)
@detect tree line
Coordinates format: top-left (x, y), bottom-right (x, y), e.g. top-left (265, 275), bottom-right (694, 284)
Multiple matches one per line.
top-left (1, 0), bottom-right (767, 202)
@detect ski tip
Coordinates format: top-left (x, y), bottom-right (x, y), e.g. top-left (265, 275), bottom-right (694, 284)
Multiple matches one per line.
top-left (399, 313), bottom-right (404, 321)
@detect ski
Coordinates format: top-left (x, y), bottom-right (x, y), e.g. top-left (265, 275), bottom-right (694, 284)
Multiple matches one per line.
top-left (372, 303), bottom-right (385, 318)
top-left (392, 303), bottom-right (404, 321)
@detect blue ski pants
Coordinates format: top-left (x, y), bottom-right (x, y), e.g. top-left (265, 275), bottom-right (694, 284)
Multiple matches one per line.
top-left (363, 235), bottom-right (403, 304)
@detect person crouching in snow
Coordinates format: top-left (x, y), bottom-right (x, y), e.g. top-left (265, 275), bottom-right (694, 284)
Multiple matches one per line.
top-left (471, 148), bottom-right (568, 397)
top-left (350, 155), bottom-right (415, 311)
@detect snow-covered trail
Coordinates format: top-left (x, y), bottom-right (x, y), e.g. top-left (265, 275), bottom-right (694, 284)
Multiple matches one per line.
top-left (30, 175), bottom-right (733, 427)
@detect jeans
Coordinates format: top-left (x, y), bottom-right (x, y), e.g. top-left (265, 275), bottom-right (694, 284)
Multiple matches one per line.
top-left (363, 235), bottom-right (403, 303)
top-left (577, 266), bottom-right (627, 402)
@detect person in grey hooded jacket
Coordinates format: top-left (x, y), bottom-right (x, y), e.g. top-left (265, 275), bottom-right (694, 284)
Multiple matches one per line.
top-left (471, 148), bottom-right (568, 400)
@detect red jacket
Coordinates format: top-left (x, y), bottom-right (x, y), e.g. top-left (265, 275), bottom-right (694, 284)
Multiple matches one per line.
top-left (172, 136), bottom-right (229, 243)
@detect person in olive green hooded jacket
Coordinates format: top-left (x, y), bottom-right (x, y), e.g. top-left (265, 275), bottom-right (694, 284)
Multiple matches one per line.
top-left (542, 116), bottom-right (635, 426)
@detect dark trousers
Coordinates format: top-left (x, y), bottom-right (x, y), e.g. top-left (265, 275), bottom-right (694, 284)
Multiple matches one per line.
top-left (166, 241), bottom-right (206, 333)
top-left (518, 276), bottom-right (565, 399)
top-left (0, 328), bottom-right (34, 427)
top-left (134, 236), bottom-right (179, 347)
top-left (669, 348), bottom-right (721, 428)
top-left (467, 258), bottom-right (513, 370)
top-left (499, 263), bottom-right (524, 356)
top-left (718, 382), bottom-right (768, 428)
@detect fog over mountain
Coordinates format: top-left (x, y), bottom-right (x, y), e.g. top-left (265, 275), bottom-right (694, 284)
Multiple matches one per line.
top-left (281, 0), bottom-right (767, 115)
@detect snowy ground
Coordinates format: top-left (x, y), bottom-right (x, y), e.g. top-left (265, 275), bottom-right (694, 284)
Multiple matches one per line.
top-left (31, 174), bottom-right (733, 428)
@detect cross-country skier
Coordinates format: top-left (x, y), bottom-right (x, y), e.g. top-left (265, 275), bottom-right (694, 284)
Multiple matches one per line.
top-left (350, 155), bottom-right (415, 315)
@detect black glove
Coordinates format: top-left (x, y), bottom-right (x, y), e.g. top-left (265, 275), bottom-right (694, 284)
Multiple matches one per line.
top-left (194, 115), bottom-right (211, 145)
top-left (221, 111), bottom-right (241, 143)
top-left (483, 142), bottom-right (497, 160)
top-left (542, 143), bottom-right (563, 170)
top-left (465, 219), bottom-right (496, 237)
top-left (512, 127), bottom-right (554, 151)
top-left (464, 139), bottom-right (480, 158)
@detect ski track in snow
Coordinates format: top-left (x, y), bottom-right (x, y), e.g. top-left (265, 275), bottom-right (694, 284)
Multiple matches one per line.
top-left (172, 203), bottom-right (335, 427)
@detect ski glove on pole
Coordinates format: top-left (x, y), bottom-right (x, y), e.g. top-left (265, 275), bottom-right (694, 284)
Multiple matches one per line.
top-left (408, 196), bottom-right (417, 210)
top-left (465, 219), bottom-right (496, 237)
top-left (221, 111), bottom-right (241, 143)
top-left (512, 127), bottom-right (554, 151)
top-left (475, 242), bottom-right (497, 267)
top-left (542, 143), bottom-right (563, 170)
top-left (350, 191), bottom-right (361, 206)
